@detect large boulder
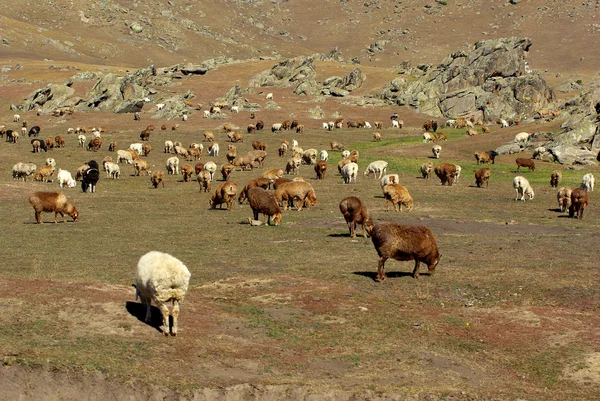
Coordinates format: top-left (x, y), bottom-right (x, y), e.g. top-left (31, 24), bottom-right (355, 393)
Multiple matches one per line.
top-left (180, 64), bottom-right (207, 75)
top-left (249, 56), bottom-right (317, 90)
top-left (19, 83), bottom-right (76, 112)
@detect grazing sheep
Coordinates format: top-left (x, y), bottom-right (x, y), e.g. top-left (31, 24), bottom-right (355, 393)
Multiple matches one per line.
top-left (197, 170), bottom-right (211, 192)
top-left (582, 173), bottom-right (595, 192)
top-left (474, 151), bottom-right (492, 164)
top-left (6, 130), bottom-right (19, 143)
top-left (423, 132), bottom-right (434, 143)
top-left (12, 162), bottom-right (37, 181)
top-left (434, 163), bottom-right (457, 186)
top-left (550, 170), bottom-right (562, 188)
top-left (210, 181), bottom-right (238, 210)
top-left (532, 146), bottom-right (546, 160)
top-left (208, 143), bottom-right (220, 157)
top-left (166, 157), bottom-right (180, 175)
top-left (203, 110), bottom-right (210, 118)
top-left (432, 145), bottom-right (442, 159)
top-left (263, 168), bottom-right (284, 188)
top-left (339, 196), bottom-right (372, 238)
top-left (314, 160), bottom-right (327, 180)
top-left (29, 192), bottom-right (79, 224)
top-left (274, 181), bottom-right (317, 211)
top-left (31, 139), bottom-right (41, 153)
top-left (514, 132), bottom-right (530, 143)
top-left (142, 143), bottom-right (152, 157)
top-left (255, 120), bottom-right (264, 130)
top-left (252, 141), bottom-right (267, 151)
top-left (239, 177), bottom-right (270, 203)
top-left (204, 131), bottom-right (215, 142)
top-left (369, 222), bottom-right (440, 281)
top-left (180, 164), bottom-right (194, 181)
top-left (319, 150), bottom-right (329, 162)
top-left (226, 144), bottom-right (238, 164)
top-left (82, 161), bottom-right (100, 193)
top-left (55, 135), bottom-right (65, 148)
top-left (373, 132), bottom-right (381, 142)
top-left (278, 143), bottom-right (288, 157)
top-left (322, 122), bottom-right (329, 129)
top-left (109, 141), bottom-right (116, 152)
top-left (285, 157), bottom-right (302, 175)
top-left (434, 132), bottom-right (447, 141)
top-left (515, 158), bottom-right (535, 173)
top-left (56, 169), bottom-right (76, 188)
top-left (247, 187), bottom-right (282, 226)
top-left (569, 187), bottom-right (589, 219)
top-left (130, 143), bottom-right (144, 155)
top-left (104, 162), bottom-right (121, 179)
top-left (247, 150), bottom-right (267, 168)
top-left (380, 174), bottom-right (400, 188)
top-left (302, 149), bottom-right (318, 165)
top-left (266, 93), bottom-right (273, 100)
top-left (420, 163), bottom-right (433, 179)
top-left (466, 128), bottom-right (479, 137)
top-left (557, 187), bottom-right (572, 212)
top-left (230, 106), bottom-right (239, 113)
top-left (330, 141), bottom-right (344, 151)
top-left (383, 184), bottom-right (413, 212)
top-left (364, 160), bottom-right (388, 179)
top-left (453, 165), bottom-right (462, 183)
top-left (391, 120), bottom-right (400, 128)
top-left (135, 251), bottom-right (191, 336)
top-left (271, 123), bottom-right (283, 133)
top-left (513, 176), bottom-right (534, 201)
top-left (233, 155), bottom-right (255, 171)
top-left (78, 135), bottom-right (86, 148)
top-left (221, 163), bottom-right (235, 181)
top-left (34, 165), bottom-right (55, 182)
top-left (475, 168), bottom-right (491, 188)
top-left (204, 161), bottom-right (218, 181)
top-left (341, 162), bottom-right (359, 184)
top-left (13, 114), bottom-right (20, 122)
top-left (117, 150), bottom-right (134, 164)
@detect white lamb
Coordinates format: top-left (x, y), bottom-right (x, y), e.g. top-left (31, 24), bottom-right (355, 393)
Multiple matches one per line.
top-left (319, 150), bottom-right (329, 161)
top-left (13, 114), bottom-right (20, 122)
top-left (380, 174), bottom-right (400, 188)
top-left (432, 144), bottom-right (442, 159)
top-left (208, 143), bottom-right (220, 157)
top-left (513, 176), bottom-right (534, 201)
top-left (135, 251), bottom-right (191, 337)
top-left (78, 135), bottom-right (86, 147)
top-left (203, 110), bottom-right (210, 118)
top-left (56, 169), bottom-right (76, 188)
top-left (104, 162), bottom-right (120, 179)
top-left (392, 120), bottom-right (400, 128)
top-left (230, 105), bottom-right (239, 113)
top-left (364, 160), bottom-right (388, 179)
top-left (129, 143), bottom-right (144, 155)
top-left (164, 140), bottom-right (174, 153)
top-left (341, 162), bottom-right (359, 184)
top-left (500, 119), bottom-right (509, 128)
top-left (582, 173), bottom-right (595, 192)
top-left (266, 93), bottom-right (273, 100)
top-left (453, 164), bottom-right (462, 183)
top-left (166, 157), bottom-right (180, 175)
top-left (364, 122), bottom-right (372, 129)
top-left (514, 132), bottom-right (529, 143)
top-left (204, 161), bottom-right (217, 181)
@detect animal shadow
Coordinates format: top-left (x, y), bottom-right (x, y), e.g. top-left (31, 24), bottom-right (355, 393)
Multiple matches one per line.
top-left (353, 270), bottom-right (424, 282)
top-left (125, 301), bottom-right (163, 333)
top-left (328, 233), bottom-right (351, 238)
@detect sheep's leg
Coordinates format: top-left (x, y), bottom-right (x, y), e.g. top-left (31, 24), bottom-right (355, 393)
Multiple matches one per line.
top-left (350, 221), bottom-right (356, 238)
top-left (172, 300), bottom-right (180, 336)
top-left (144, 299), bottom-right (152, 323)
top-left (35, 210), bottom-right (43, 224)
top-left (376, 257), bottom-right (387, 282)
top-left (413, 260), bottom-right (421, 279)
top-left (159, 303), bottom-right (170, 336)
top-left (54, 212), bottom-right (59, 223)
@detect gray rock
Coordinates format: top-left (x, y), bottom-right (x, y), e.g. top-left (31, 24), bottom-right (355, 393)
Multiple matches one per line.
top-left (548, 145), bottom-right (598, 165)
top-left (130, 22), bottom-right (144, 33)
top-left (329, 87), bottom-right (349, 97)
top-left (180, 64), bottom-right (207, 75)
top-left (115, 99), bottom-right (144, 114)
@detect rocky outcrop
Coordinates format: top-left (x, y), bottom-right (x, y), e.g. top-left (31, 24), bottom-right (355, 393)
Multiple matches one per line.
top-left (377, 37), bottom-right (554, 123)
top-left (19, 84), bottom-right (76, 112)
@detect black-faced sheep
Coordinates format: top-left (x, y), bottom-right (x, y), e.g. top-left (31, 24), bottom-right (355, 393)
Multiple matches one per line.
top-left (82, 160), bottom-right (100, 193)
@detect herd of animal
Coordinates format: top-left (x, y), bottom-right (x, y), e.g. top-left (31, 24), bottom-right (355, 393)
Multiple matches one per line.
top-left (4, 107), bottom-right (596, 336)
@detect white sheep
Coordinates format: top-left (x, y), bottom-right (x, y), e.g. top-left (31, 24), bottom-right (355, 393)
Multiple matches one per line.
top-left (182, 114), bottom-right (188, 121)
top-left (21, 127), bottom-right (27, 136)
top-left (13, 114), bottom-right (20, 122)
top-left (341, 162), bottom-right (359, 184)
top-left (364, 121), bottom-right (372, 129)
top-left (322, 122), bottom-right (329, 129)
top-left (204, 161), bottom-right (217, 181)
top-left (453, 164), bottom-right (462, 183)
top-left (45, 158), bottom-right (56, 167)
top-left (513, 176), bottom-right (534, 201)
top-left (271, 123), bottom-right (283, 132)
top-left (266, 93), bottom-right (273, 100)
top-left (104, 162), bottom-right (121, 179)
top-left (78, 135), bottom-right (86, 148)
top-left (432, 144), bottom-right (442, 159)
top-left (500, 119), bottom-right (509, 128)
top-left (166, 157), bottom-right (180, 175)
top-left (129, 143), bottom-right (144, 155)
top-left (364, 160), bottom-right (388, 179)
top-left (582, 173), bottom-right (595, 192)
top-left (208, 143), bottom-right (220, 157)
top-left (164, 140), bottom-right (174, 153)
top-left (392, 120), bottom-right (400, 128)
top-left (380, 174), bottom-right (400, 188)
top-left (156, 103), bottom-right (165, 111)
top-left (319, 150), bottom-right (329, 161)
top-left (230, 105), bottom-right (239, 113)
top-left (327, 121), bottom-right (334, 131)
top-left (93, 130), bottom-right (101, 138)
top-left (341, 150), bottom-right (350, 159)
top-left (117, 150), bottom-right (134, 164)
top-left (532, 146), bottom-right (546, 160)
top-left (445, 119), bottom-right (456, 128)
top-left (67, 127), bottom-right (75, 135)
top-left (291, 139), bottom-right (299, 149)
top-left (203, 110), bottom-right (210, 118)
top-left (12, 162), bottom-right (37, 181)
top-left (57, 169), bottom-right (76, 188)
top-left (514, 132), bottom-right (529, 143)
top-left (135, 251), bottom-right (191, 337)
top-left (423, 133), bottom-right (434, 143)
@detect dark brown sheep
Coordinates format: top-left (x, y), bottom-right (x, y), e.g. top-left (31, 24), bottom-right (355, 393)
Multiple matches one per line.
top-left (569, 187), bottom-right (589, 219)
top-left (434, 163), bottom-right (457, 186)
top-left (475, 168), bottom-right (491, 188)
top-left (516, 158), bottom-right (535, 173)
top-left (369, 222), bottom-right (440, 281)
top-left (339, 196), bottom-right (372, 238)
top-left (550, 170), bottom-right (562, 188)
top-left (221, 163), bottom-right (235, 181)
top-left (151, 170), bottom-right (165, 188)
top-left (55, 135), bottom-right (65, 148)
top-left (247, 187), bottom-right (282, 226)
top-left (29, 192), bottom-right (79, 224)
top-left (239, 177), bottom-right (270, 204)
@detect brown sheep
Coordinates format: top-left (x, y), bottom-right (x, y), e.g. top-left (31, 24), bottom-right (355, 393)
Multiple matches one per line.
top-left (290, 120), bottom-right (299, 130)
top-left (474, 151), bottom-right (492, 164)
top-left (263, 168), bottom-right (284, 188)
top-left (348, 150), bottom-right (359, 163)
top-left (252, 141), bottom-right (267, 151)
top-left (255, 120), bottom-right (264, 130)
top-left (285, 157), bottom-right (301, 175)
top-left (247, 187), bottom-right (282, 226)
top-left (383, 184), bottom-right (413, 212)
top-left (226, 144), bottom-right (238, 164)
top-left (466, 128), bottom-right (479, 137)
top-left (516, 158), bottom-right (535, 173)
top-left (434, 132), bottom-right (446, 141)
top-left (247, 150), bottom-right (267, 168)
top-left (339, 196), bottom-right (372, 238)
top-left (434, 163), bottom-right (457, 186)
top-left (194, 162), bottom-right (205, 175)
top-left (373, 132), bottom-right (382, 142)
top-left (239, 177), bottom-right (270, 204)
top-left (223, 123), bottom-right (234, 133)
top-left (278, 143), bottom-right (288, 157)
top-left (227, 131), bottom-right (244, 143)
top-left (273, 178), bottom-right (293, 189)
top-left (330, 141), bottom-right (344, 151)
top-left (420, 162), bottom-right (434, 179)
top-left (180, 164), bottom-right (194, 182)
top-left (34, 165), bottom-right (55, 182)
top-left (221, 163), bottom-right (235, 181)
top-left (204, 131), bottom-right (215, 142)
top-left (475, 168), bottom-right (491, 188)
top-left (275, 181), bottom-right (317, 211)
top-left (142, 143), bottom-right (152, 157)
top-left (247, 124), bottom-right (256, 134)
top-left (314, 160), bottom-right (327, 180)
top-left (550, 170), bottom-right (562, 188)
top-left (557, 187), bottom-right (572, 212)
top-left (134, 159), bottom-right (152, 176)
top-left (109, 141), bottom-right (116, 152)
top-left (197, 170), bottom-right (211, 192)
top-left (151, 170), bottom-right (165, 188)
top-left (29, 192), bottom-right (79, 224)
top-left (569, 188), bottom-right (589, 219)
top-left (481, 126), bottom-right (490, 134)
top-left (45, 137), bottom-right (55, 150)
top-left (210, 181), bottom-right (238, 210)
top-left (282, 120), bottom-right (291, 130)
top-left (127, 149), bottom-right (141, 161)
top-left (188, 147), bottom-right (201, 161)
top-left (233, 155), bottom-right (254, 171)
top-left (146, 125), bottom-right (155, 131)
top-left (140, 130), bottom-right (150, 141)
top-left (55, 135), bottom-right (65, 148)
top-left (296, 124), bottom-right (304, 134)
top-left (368, 222), bottom-right (441, 281)
top-left (88, 137), bottom-right (103, 152)
top-left (161, 124), bottom-right (167, 131)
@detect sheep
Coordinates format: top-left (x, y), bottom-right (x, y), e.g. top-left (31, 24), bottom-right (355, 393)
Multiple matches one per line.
top-left (139, 130), bottom-right (151, 141)
top-left (104, 162), bottom-right (121, 179)
top-left (75, 164), bottom-right (89, 181)
top-left (166, 157), bottom-right (180, 175)
top-left (203, 110), bottom-right (210, 118)
top-left (434, 163), bottom-right (457, 186)
top-left (475, 168), bottom-right (491, 188)
top-left (45, 158), bottom-right (56, 168)
top-left (391, 120), bottom-right (400, 128)
top-left (134, 251), bottom-right (190, 336)
top-left (341, 162), bottom-right (359, 184)
top-left (330, 141), bottom-right (344, 151)
top-left (557, 187), bottom-right (572, 212)
top-left (12, 162), bottom-right (37, 181)
top-left (130, 143), bottom-right (144, 155)
top-left (515, 158), bottom-right (535, 173)
top-left (373, 132), bottom-right (381, 142)
top-left (252, 141), bottom-right (267, 151)
top-left (550, 170), bottom-right (562, 188)
top-left (466, 128), bottom-right (479, 137)
top-left (285, 157), bottom-right (302, 175)
top-left (142, 143), bottom-right (152, 157)
top-left (195, 162), bottom-right (205, 175)
top-left (233, 155), bottom-right (255, 171)
top-left (45, 137), bottom-right (55, 150)
top-left (20, 126), bottom-right (27, 137)
top-left (432, 145), bottom-right (442, 159)
top-left (513, 176), bottom-right (534, 201)
top-left (348, 150), bottom-right (359, 163)
top-left (180, 164), bottom-right (194, 181)
top-left (453, 165), bottom-right (462, 183)
top-left (134, 159), bottom-right (152, 177)
top-left (239, 177), bottom-right (270, 203)
top-left (31, 140), bottom-right (41, 153)
top-left (319, 150), bottom-right (329, 161)
top-left (29, 192), bottom-right (79, 224)
top-left (263, 168), bottom-right (284, 188)
top-left (156, 103), bottom-right (165, 111)
top-left (266, 92), bottom-right (273, 100)
top-left (322, 122), bottom-right (329, 129)
top-left (221, 163), bottom-right (235, 181)
top-left (87, 137), bottom-right (102, 151)
top-left (481, 126), bottom-right (490, 134)
top-left (117, 150), bottom-right (133, 164)
top-left (278, 143), bottom-right (288, 158)
top-left (149, 170), bottom-right (164, 188)
top-left (227, 131), bottom-right (244, 143)
top-left (296, 124), bottom-right (304, 134)
top-left (164, 140), bottom-right (174, 154)
top-left (82, 161), bottom-right (100, 193)
top-left (474, 151), bottom-right (492, 164)
top-left (364, 122), bottom-right (372, 129)
top-left (208, 143), bottom-right (220, 157)
top-left (247, 187), bottom-right (282, 226)
top-left (423, 132), bottom-right (434, 143)
top-left (57, 169), bottom-right (76, 188)
top-left (255, 120), bottom-right (264, 130)
top-left (314, 160), bottom-right (327, 180)
top-left (274, 181), bottom-right (317, 211)
top-left (302, 149), bottom-right (318, 165)
top-left (230, 105), bottom-right (239, 113)
top-left (582, 173), bottom-right (595, 192)
top-left (327, 121), bottom-right (335, 131)
top-left (337, 157), bottom-right (352, 174)
top-left (383, 184), bottom-right (413, 212)
top-left (380, 174), bottom-right (400, 188)
top-left (532, 146), bottom-right (546, 160)
top-left (210, 181), bottom-right (238, 210)
top-left (13, 114), bottom-right (21, 122)
top-left (569, 188), bottom-right (589, 219)
top-left (339, 196), bottom-right (372, 239)
top-left (197, 170), bottom-right (211, 192)
top-left (271, 123), bottom-right (283, 133)
top-left (364, 161), bottom-right (388, 179)
top-left (34, 165), bottom-right (55, 182)
top-left (204, 131), bottom-right (215, 142)
top-left (78, 135), bottom-right (86, 148)
top-left (514, 132), bottom-right (530, 143)
top-left (6, 130), bottom-right (18, 143)
top-left (204, 161), bottom-right (218, 181)
top-left (247, 150), bottom-right (267, 168)
top-left (369, 222), bottom-right (441, 280)
top-left (434, 132), bottom-right (447, 141)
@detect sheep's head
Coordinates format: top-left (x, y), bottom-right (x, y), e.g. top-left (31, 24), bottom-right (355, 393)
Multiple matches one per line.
top-left (67, 205), bottom-right (79, 222)
top-left (270, 213), bottom-right (282, 226)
